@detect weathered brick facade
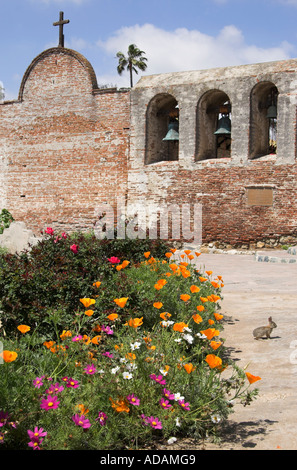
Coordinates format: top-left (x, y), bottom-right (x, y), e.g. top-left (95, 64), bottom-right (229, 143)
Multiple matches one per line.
top-left (0, 47), bottom-right (297, 245)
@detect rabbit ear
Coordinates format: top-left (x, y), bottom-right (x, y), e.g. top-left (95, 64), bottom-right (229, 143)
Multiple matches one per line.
top-left (268, 316), bottom-right (272, 321)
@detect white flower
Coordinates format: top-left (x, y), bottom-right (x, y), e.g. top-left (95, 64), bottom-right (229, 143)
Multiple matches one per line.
top-left (130, 341), bottom-right (141, 350)
top-left (174, 338), bottom-right (182, 343)
top-left (175, 417), bottom-right (181, 427)
top-left (183, 327), bottom-right (192, 333)
top-left (111, 366), bottom-right (120, 374)
top-left (211, 414), bottom-right (221, 424)
top-left (120, 358), bottom-right (127, 363)
top-left (196, 332), bottom-right (207, 339)
top-left (159, 368), bottom-right (168, 376)
top-left (174, 393), bottom-right (185, 401)
top-left (161, 320), bottom-right (174, 327)
top-left (183, 333), bottom-right (194, 344)
top-left (123, 372), bottom-right (133, 380)
top-left (167, 437), bottom-right (177, 445)
top-left (126, 362), bottom-right (137, 371)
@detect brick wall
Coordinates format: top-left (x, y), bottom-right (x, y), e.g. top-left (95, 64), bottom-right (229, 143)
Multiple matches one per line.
top-left (0, 48), bottom-right (130, 234)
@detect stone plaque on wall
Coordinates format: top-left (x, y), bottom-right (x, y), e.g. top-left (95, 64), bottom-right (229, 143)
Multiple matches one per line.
top-left (247, 188), bottom-right (273, 206)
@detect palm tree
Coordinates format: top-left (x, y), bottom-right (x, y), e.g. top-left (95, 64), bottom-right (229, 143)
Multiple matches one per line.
top-left (116, 44), bottom-right (148, 88)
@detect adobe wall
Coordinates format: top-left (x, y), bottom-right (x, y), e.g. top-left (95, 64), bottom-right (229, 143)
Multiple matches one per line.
top-left (129, 59), bottom-right (297, 245)
top-left (0, 48), bottom-right (130, 234)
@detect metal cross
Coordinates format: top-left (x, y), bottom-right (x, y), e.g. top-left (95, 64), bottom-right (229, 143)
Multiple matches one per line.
top-left (53, 11), bottom-right (70, 48)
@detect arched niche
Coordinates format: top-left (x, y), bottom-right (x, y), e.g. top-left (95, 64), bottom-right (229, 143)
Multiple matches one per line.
top-left (145, 93), bottom-right (179, 165)
top-left (249, 81), bottom-right (278, 159)
top-left (195, 89), bottom-right (232, 161)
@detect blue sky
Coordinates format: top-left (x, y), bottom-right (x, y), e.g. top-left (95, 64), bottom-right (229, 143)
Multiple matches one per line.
top-left (1, 0), bottom-right (297, 100)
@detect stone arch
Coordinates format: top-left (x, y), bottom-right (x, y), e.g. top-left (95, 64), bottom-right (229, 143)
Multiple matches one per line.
top-left (249, 81), bottom-right (278, 159)
top-left (195, 89), bottom-right (232, 161)
top-left (145, 93), bottom-right (179, 164)
top-left (18, 47), bottom-right (98, 101)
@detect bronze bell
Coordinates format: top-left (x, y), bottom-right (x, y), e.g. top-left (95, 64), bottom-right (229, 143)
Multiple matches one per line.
top-left (214, 115), bottom-right (231, 135)
top-left (163, 121), bottom-right (179, 141)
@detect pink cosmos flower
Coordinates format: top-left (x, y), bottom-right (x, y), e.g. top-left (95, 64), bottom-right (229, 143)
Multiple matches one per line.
top-left (0, 411), bottom-right (9, 427)
top-left (40, 395), bottom-right (60, 411)
top-left (70, 244), bottom-right (79, 254)
top-left (84, 364), bottom-right (97, 375)
top-left (146, 416), bottom-right (163, 429)
top-left (61, 232), bottom-right (67, 239)
top-left (27, 426), bottom-right (47, 442)
top-left (178, 399), bottom-right (190, 411)
top-left (33, 377), bottom-right (45, 389)
top-left (149, 374), bottom-right (166, 385)
top-left (162, 388), bottom-right (175, 401)
top-left (95, 411), bottom-right (107, 426)
top-left (46, 383), bottom-right (64, 394)
top-left (66, 378), bottom-right (79, 389)
top-left (159, 398), bottom-right (172, 409)
top-left (45, 227), bottom-right (54, 236)
top-left (127, 394), bottom-right (140, 406)
top-left (101, 325), bottom-right (114, 335)
top-left (107, 256), bottom-right (121, 264)
top-left (72, 335), bottom-right (83, 342)
top-left (72, 414), bottom-right (91, 429)
top-left (102, 351), bottom-right (114, 359)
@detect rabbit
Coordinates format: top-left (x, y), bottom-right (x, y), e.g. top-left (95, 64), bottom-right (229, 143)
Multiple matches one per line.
top-left (253, 317), bottom-right (277, 340)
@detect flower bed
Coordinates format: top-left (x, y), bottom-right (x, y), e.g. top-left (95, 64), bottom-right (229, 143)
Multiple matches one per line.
top-left (0, 232), bottom-right (260, 450)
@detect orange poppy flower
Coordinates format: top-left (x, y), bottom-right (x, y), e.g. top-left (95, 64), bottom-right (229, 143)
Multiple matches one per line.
top-left (180, 294), bottom-right (191, 302)
top-left (200, 297), bottom-right (208, 303)
top-left (44, 340), bottom-right (55, 349)
top-left (165, 252), bottom-right (173, 258)
top-left (93, 281), bottom-right (101, 288)
top-left (109, 397), bottom-right (130, 413)
top-left (144, 252), bottom-right (151, 258)
top-left (153, 302), bottom-right (163, 309)
top-left (170, 248), bottom-right (177, 253)
top-left (80, 298), bottom-right (96, 308)
top-left (195, 252), bottom-right (201, 257)
top-left (169, 263), bottom-right (178, 271)
top-left (214, 313), bottom-right (224, 321)
top-left (17, 325), bottom-right (31, 334)
top-left (187, 254), bottom-right (194, 260)
top-left (210, 341), bottom-right (222, 350)
top-left (107, 313), bottom-right (118, 321)
top-left (196, 305), bottom-right (205, 312)
top-left (184, 249), bottom-right (191, 255)
top-left (1, 350), bottom-right (18, 363)
top-left (200, 328), bottom-right (219, 340)
top-left (91, 335), bottom-right (101, 344)
top-left (126, 352), bottom-right (136, 361)
top-left (179, 261), bottom-right (189, 267)
top-left (199, 277), bottom-right (208, 282)
top-left (205, 354), bottom-right (222, 369)
top-left (127, 317), bottom-right (143, 328)
top-left (173, 322), bottom-right (188, 332)
top-left (76, 404), bottom-right (90, 415)
top-left (60, 330), bottom-right (72, 340)
top-left (85, 310), bottom-right (94, 316)
top-left (181, 269), bottom-right (191, 278)
top-left (211, 281), bottom-right (219, 288)
top-left (205, 270), bottom-right (213, 275)
top-left (190, 285), bottom-right (200, 293)
top-left (121, 260), bottom-right (130, 268)
top-left (184, 363), bottom-right (196, 374)
top-left (208, 319), bottom-right (215, 325)
top-left (92, 324), bottom-right (101, 333)
top-left (192, 313), bottom-right (203, 324)
top-left (114, 297), bottom-right (128, 308)
top-left (246, 372), bottom-right (262, 384)
top-left (160, 312), bottom-right (171, 320)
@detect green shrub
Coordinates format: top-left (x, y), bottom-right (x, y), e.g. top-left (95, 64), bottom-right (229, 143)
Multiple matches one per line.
top-left (0, 247), bottom-right (259, 450)
top-left (0, 228), bottom-right (172, 336)
top-left (0, 209), bottom-right (14, 234)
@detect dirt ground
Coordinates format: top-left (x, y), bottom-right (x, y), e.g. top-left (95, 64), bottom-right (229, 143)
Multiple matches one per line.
top-left (158, 251), bottom-right (297, 451)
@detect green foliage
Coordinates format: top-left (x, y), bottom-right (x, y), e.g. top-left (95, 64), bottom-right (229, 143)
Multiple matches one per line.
top-left (0, 229), bottom-right (171, 336)
top-left (0, 209), bottom-right (14, 234)
top-left (0, 242), bottom-right (259, 450)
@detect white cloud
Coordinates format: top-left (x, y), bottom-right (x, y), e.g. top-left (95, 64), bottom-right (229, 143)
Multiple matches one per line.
top-left (98, 23), bottom-right (294, 81)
